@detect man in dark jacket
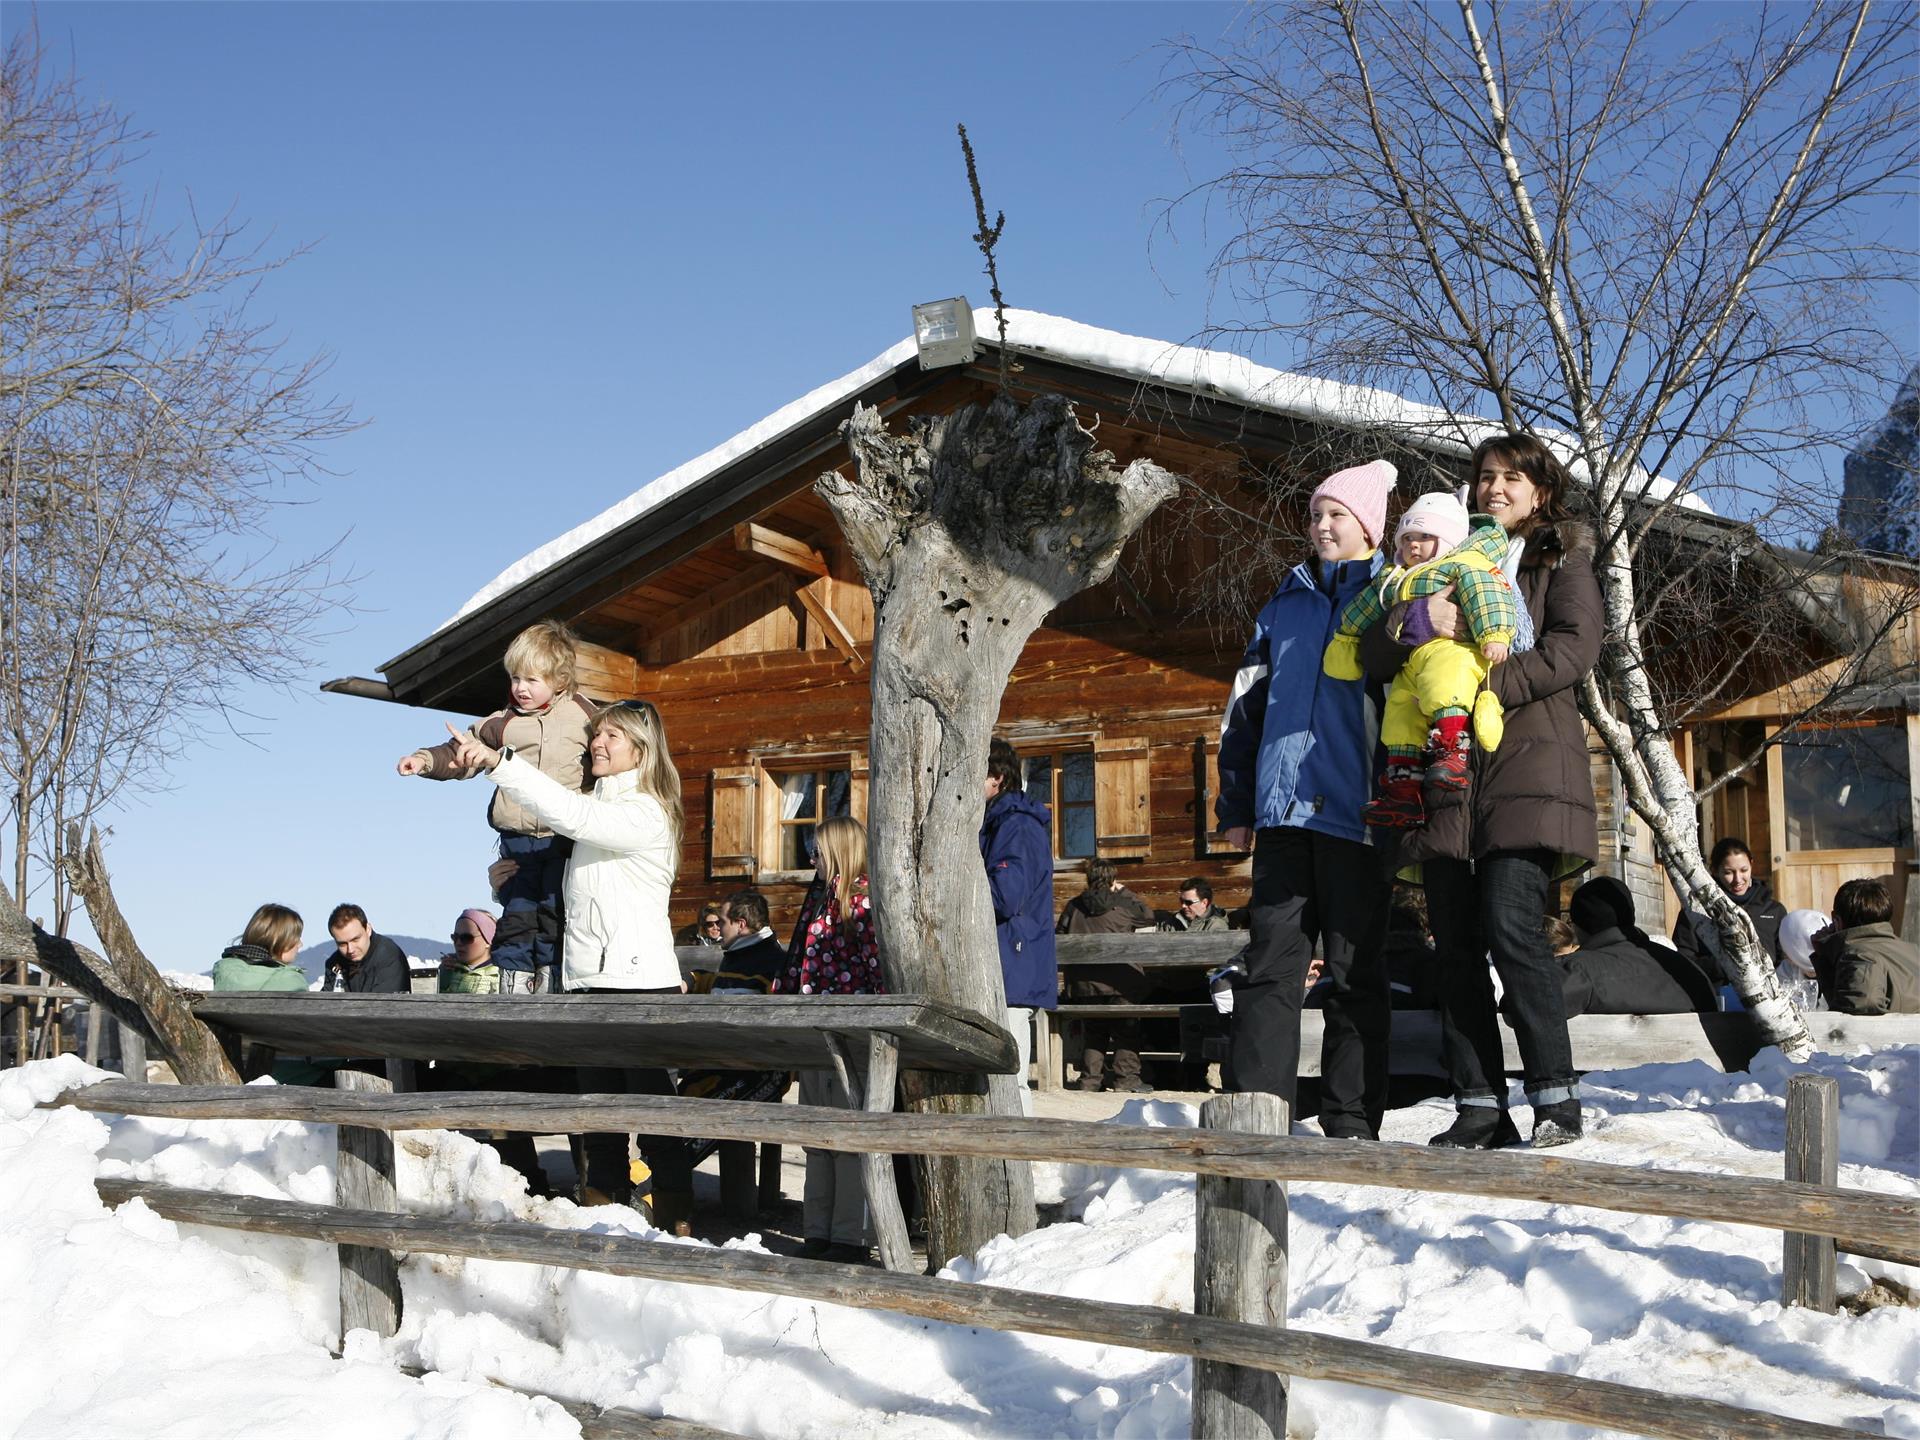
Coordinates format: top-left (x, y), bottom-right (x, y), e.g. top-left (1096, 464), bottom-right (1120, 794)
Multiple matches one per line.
top-left (1814, 878), bottom-right (1919, 1015)
top-left (711, 890), bottom-right (787, 995)
top-left (321, 904), bottom-right (411, 993)
top-left (981, 738), bottom-right (1057, 1114)
top-left (1558, 877), bottom-right (1717, 1017)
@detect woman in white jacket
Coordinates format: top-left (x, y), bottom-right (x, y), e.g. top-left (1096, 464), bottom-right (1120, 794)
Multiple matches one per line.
top-left (446, 699), bottom-right (692, 1221)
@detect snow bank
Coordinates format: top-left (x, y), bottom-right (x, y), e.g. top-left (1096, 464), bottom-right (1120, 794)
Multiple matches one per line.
top-left (3, 1047), bottom-right (1915, 1438)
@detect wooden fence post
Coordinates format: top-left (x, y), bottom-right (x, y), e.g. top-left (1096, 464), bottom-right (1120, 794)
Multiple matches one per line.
top-left (1194, 1092), bottom-right (1289, 1439)
top-left (1783, 1073), bottom-right (1839, 1313)
top-left (334, 1067), bottom-right (402, 1338)
top-left (116, 1020), bottom-right (147, 1080)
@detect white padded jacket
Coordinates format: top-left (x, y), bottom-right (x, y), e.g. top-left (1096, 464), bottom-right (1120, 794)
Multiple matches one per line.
top-left (490, 756), bottom-right (681, 992)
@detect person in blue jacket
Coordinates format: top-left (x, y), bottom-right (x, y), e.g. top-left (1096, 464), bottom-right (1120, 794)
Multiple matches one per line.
top-left (980, 736), bottom-right (1056, 1115)
top-left (1217, 459), bottom-right (1400, 1140)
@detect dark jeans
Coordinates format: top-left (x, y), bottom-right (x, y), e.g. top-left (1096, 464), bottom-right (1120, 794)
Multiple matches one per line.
top-left (573, 984), bottom-right (692, 1207)
top-left (495, 832), bottom-right (570, 980)
top-left (1228, 827), bottom-right (1391, 1137)
top-left (1424, 850), bottom-right (1578, 1106)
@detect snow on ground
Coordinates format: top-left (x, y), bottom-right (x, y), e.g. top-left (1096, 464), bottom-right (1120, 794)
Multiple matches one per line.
top-left (2, 1047), bottom-right (1915, 1439)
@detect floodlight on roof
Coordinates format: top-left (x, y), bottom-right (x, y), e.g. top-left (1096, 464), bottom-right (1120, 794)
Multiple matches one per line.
top-left (911, 298), bottom-right (978, 370)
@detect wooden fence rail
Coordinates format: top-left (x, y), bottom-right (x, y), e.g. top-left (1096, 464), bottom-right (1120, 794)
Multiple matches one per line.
top-left (54, 1083), bottom-right (1919, 1258)
top-left (92, 1178), bottom-right (1873, 1440)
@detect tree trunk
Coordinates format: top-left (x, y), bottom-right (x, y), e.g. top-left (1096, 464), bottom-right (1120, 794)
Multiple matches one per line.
top-left (1580, 532), bottom-right (1813, 1062)
top-left (818, 393), bottom-right (1178, 1268)
top-left (59, 824), bottom-right (240, 1084)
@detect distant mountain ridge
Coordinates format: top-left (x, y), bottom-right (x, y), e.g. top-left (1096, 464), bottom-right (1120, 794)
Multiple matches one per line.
top-left (294, 932), bottom-right (448, 980)
top-left (1840, 363), bottom-right (1919, 558)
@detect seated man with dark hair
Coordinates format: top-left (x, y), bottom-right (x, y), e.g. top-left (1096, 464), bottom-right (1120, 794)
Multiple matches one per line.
top-left (1813, 878), bottom-right (1918, 1016)
top-left (1555, 877), bottom-right (1717, 1017)
top-left (712, 890), bottom-right (787, 995)
top-left (1159, 877), bottom-right (1232, 934)
top-left (320, 903), bottom-right (411, 993)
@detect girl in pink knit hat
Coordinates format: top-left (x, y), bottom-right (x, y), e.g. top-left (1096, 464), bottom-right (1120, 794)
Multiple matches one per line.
top-left (1213, 457), bottom-right (1400, 1141)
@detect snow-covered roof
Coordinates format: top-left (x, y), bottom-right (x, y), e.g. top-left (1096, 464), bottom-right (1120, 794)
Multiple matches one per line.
top-left (441, 307), bottom-right (1705, 634)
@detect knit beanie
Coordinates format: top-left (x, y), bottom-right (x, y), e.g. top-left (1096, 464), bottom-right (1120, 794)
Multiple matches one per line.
top-left (1395, 491), bottom-right (1471, 553)
top-left (458, 908), bottom-right (497, 946)
top-left (1310, 460), bottom-right (1398, 547)
top-left (1568, 876), bottom-right (1637, 939)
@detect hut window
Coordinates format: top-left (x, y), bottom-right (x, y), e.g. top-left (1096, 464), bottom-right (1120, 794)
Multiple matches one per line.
top-left (1778, 718), bottom-right (1913, 853)
top-left (1017, 749), bottom-right (1097, 861)
top-left (764, 763), bottom-right (853, 874)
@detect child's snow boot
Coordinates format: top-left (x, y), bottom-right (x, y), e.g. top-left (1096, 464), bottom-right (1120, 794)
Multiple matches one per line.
top-left (1425, 714), bottom-right (1473, 792)
top-left (1364, 767), bottom-right (1426, 829)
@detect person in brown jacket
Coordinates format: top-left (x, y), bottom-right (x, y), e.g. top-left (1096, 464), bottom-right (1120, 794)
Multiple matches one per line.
top-left (1056, 858), bottom-right (1156, 1091)
top-left (1362, 434), bottom-right (1603, 1150)
top-left (397, 619), bottom-right (596, 993)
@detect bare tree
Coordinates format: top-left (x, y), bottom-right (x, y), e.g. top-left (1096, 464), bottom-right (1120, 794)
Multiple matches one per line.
top-left (1161, 0), bottom-right (1918, 1054)
top-left (0, 29), bottom-right (354, 930)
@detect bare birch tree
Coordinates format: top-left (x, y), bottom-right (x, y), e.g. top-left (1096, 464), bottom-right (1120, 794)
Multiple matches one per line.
top-left (0, 30), bottom-right (354, 927)
top-left (1161, 0), bottom-right (1918, 1054)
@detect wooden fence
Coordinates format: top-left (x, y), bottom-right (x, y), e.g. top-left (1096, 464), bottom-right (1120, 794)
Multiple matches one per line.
top-left (52, 1079), bottom-right (1912, 1440)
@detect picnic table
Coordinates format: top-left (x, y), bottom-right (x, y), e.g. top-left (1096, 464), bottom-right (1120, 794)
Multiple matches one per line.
top-left (184, 985), bottom-right (1016, 1273)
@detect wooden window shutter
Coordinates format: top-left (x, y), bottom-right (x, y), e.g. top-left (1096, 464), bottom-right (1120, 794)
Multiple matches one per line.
top-left (848, 749), bottom-right (869, 824)
top-left (1093, 737), bottom-right (1151, 860)
top-left (1196, 737), bottom-right (1246, 856)
top-left (708, 766), bottom-right (758, 878)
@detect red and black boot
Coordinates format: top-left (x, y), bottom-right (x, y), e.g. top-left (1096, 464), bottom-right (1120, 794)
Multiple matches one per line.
top-left (1364, 759), bottom-right (1427, 829)
top-left (1425, 713), bottom-right (1472, 792)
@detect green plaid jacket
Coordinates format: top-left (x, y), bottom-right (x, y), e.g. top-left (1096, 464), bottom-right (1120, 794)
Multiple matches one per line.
top-left (1334, 519), bottom-right (1519, 647)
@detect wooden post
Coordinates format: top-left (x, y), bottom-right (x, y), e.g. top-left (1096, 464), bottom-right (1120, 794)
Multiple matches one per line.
top-left (1783, 1073), bottom-right (1839, 1313)
top-left (824, 1032), bottom-right (916, 1272)
top-left (1194, 1092), bottom-right (1289, 1439)
top-left (116, 1020), bottom-right (147, 1080)
top-left (334, 1068), bottom-right (402, 1338)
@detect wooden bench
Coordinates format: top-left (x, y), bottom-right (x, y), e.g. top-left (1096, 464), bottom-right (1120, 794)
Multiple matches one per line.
top-left (1040, 934), bottom-right (1920, 1090)
top-left (186, 989), bottom-right (1016, 1274)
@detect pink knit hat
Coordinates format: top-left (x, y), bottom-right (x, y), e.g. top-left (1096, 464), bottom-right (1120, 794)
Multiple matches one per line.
top-left (1310, 460), bottom-right (1398, 546)
top-left (1394, 491), bottom-right (1470, 553)
top-left (457, 908), bottom-right (497, 946)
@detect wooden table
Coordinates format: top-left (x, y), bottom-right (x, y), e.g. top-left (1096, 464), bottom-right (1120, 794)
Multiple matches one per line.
top-left (186, 990), bottom-right (1016, 1274)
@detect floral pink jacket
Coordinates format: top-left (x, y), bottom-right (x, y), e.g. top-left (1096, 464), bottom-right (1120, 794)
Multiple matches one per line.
top-left (775, 879), bottom-right (885, 996)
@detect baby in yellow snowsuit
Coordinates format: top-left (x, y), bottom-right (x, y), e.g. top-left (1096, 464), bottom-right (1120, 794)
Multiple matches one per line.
top-left (1323, 492), bottom-right (1517, 829)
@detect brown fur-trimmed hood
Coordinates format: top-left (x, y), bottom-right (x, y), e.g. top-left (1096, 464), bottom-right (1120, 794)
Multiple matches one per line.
top-left (1517, 516), bottom-right (1595, 571)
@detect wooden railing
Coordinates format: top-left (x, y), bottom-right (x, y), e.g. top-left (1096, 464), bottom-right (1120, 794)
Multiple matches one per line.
top-left (52, 1080), bottom-right (1908, 1440)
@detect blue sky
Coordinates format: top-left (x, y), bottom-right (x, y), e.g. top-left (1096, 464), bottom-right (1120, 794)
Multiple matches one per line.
top-left (13, 2), bottom-right (1248, 971)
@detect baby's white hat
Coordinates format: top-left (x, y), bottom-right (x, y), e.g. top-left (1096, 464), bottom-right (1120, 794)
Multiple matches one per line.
top-left (1778, 909), bottom-right (1829, 975)
top-left (1395, 491), bottom-right (1470, 553)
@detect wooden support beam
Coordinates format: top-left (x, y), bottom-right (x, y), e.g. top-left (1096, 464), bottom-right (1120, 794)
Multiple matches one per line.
top-left (54, 1082), bottom-right (1920, 1256)
top-left (733, 521), bottom-right (828, 577)
top-left (94, 1180), bottom-right (1876, 1440)
top-left (334, 1068), bottom-right (402, 1339)
top-left (1194, 1092), bottom-right (1289, 1439)
top-left (634, 564), bottom-right (785, 647)
top-left (794, 578), bottom-right (865, 671)
top-left (1783, 1074), bottom-right (1839, 1313)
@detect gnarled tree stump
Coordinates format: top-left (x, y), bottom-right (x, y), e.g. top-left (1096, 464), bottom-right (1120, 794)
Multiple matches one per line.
top-left (819, 391), bottom-right (1178, 1267)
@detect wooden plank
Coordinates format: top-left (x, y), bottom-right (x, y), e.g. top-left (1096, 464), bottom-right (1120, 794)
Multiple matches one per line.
top-left (1094, 737), bottom-right (1153, 859)
top-left (58, 1083), bottom-right (1918, 1254)
top-left (793, 579), bottom-right (865, 671)
top-left (1194, 1093), bottom-right (1288, 1439)
top-left (0, 982), bottom-right (85, 1000)
top-left (1054, 934), bottom-right (1246, 966)
top-left (860, 1031), bottom-right (915, 1274)
top-left (1783, 1074), bottom-right (1840, 1313)
top-left (732, 521), bottom-right (828, 577)
top-left (94, 1180), bottom-right (1875, 1440)
top-left (185, 993), bottom-right (1017, 1075)
top-left (333, 1068), bottom-right (401, 1339)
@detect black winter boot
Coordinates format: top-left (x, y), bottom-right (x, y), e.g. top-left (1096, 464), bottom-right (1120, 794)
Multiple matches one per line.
top-left (1428, 1107), bottom-right (1521, 1149)
top-left (1530, 1100), bottom-right (1584, 1148)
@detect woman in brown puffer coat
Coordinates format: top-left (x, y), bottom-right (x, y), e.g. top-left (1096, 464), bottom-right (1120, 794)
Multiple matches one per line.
top-left (1362, 433), bottom-right (1603, 1150)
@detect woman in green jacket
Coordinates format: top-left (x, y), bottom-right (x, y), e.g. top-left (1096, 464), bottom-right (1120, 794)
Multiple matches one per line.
top-left (211, 904), bottom-right (311, 992)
